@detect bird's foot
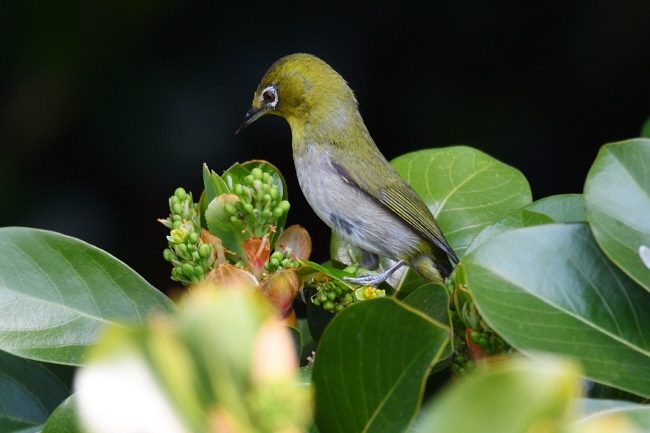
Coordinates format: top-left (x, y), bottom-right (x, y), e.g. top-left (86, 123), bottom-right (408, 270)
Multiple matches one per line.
top-left (343, 260), bottom-right (405, 286)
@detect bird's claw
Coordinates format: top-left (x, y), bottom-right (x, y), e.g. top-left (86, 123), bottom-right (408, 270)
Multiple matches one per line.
top-left (343, 272), bottom-right (387, 287)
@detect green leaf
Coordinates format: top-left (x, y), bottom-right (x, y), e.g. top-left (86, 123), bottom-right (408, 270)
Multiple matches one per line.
top-left (584, 139), bottom-right (650, 292)
top-left (312, 298), bottom-right (450, 433)
top-left (391, 146), bottom-right (532, 258)
top-left (202, 164), bottom-right (230, 203)
top-left (414, 356), bottom-right (580, 433)
top-left (0, 350), bottom-right (72, 432)
top-left (42, 395), bottom-right (81, 433)
top-left (465, 208), bottom-right (554, 254)
top-left (462, 223), bottom-right (650, 397)
top-left (0, 227), bottom-right (177, 365)
top-left (402, 284), bottom-right (453, 372)
top-left (401, 283), bottom-right (449, 324)
top-left (525, 194), bottom-right (587, 223)
top-left (205, 198), bottom-right (249, 263)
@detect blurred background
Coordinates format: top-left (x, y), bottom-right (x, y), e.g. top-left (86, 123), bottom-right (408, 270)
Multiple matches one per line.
top-left (1, 1), bottom-right (649, 294)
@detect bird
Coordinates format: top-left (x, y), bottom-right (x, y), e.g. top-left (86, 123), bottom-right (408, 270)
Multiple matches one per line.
top-left (236, 53), bottom-right (458, 286)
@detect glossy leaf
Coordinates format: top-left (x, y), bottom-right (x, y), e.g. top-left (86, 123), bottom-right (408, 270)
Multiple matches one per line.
top-left (313, 298), bottom-right (450, 433)
top-left (42, 395), bottom-right (81, 433)
top-left (462, 223), bottom-right (650, 397)
top-left (202, 164), bottom-right (230, 203)
top-left (401, 283), bottom-right (449, 324)
top-left (0, 350), bottom-right (72, 431)
top-left (525, 194), bottom-right (587, 223)
top-left (205, 198), bottom-right (249, 263)
top-left (391, 145), bottom-right (532, 258)
top-left (465, 208), bottom-right (554, 254)
top-left (0, 227), bottom-right (177, 365)
top-left (584, 139), bottom-right (650, 292)
top-left (415, 356), bottom-right (581, 433)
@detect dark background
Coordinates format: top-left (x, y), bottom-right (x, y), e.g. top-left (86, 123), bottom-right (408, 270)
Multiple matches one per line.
top-left (2, 1), bottom-right (649, 294)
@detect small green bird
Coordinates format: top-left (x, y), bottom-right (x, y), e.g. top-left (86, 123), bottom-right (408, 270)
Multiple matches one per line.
top-left (237, 53), bottom-right (458, 285)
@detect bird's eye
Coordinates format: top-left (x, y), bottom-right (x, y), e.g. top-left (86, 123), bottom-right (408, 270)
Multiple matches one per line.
top-left (261, 86), bottom-right (278, 106)
top-left (263, 90), bottom-right (275, 102)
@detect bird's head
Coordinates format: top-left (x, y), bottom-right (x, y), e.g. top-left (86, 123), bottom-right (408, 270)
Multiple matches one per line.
top-left (236, 53), bottom-right (358, 134)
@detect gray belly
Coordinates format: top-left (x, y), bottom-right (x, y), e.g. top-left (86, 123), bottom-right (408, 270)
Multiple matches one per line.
top-left (294, 144), bottom-right (421, 260)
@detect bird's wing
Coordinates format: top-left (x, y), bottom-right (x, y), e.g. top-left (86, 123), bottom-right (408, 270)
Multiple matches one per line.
top-left (331, 158), bottom-right (459, 263)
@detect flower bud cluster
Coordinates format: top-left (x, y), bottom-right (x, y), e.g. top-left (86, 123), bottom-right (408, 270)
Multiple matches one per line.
top-left (264, 251), bottom-right (301, 274)
top-left (161, 188), bottom-right (216, 284)
top-left (227, 168), bottom-right (290, 237)
top-left (311, 266), bottom-right (386, 313)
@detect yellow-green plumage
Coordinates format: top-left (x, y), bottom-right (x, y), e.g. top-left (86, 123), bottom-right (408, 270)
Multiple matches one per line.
top-left (238, 53), bottom-right (458, 284)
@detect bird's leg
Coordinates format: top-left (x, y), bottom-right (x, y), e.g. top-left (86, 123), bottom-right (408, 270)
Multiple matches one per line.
top-left (343, 260), bottom-right (406, 286)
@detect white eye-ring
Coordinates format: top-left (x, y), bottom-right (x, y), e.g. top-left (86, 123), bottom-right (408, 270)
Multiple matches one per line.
top-left (261, 86), bottom-right (278, 107)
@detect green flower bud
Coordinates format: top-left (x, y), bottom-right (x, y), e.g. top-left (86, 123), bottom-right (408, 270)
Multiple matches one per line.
top-left (292, 260), bottom-right (302, 269)
top-left (326, 291), bottom-right (336, 301)
top-left (262, 209), bottom-right (271, 219)
top-left (244, 175), bottom-right (254, 185)
top-left (323, 301), bottom-right (335, 311)
top-left (335, 304), bottom-right (344, 313)
top-left (252, 179), bottom-right (262, 191)
top-left (270, 258), bottom-right (280, 267)
top-left (163, 248), bottom-right (177, 262)
top-left (469, 331), bottom-right (481, 344)
top-left (198, 243), bottom-right (212, 258)
top-left (234, 184), bottom-right (244, 196)
top-left (262, 172), bottom-right (270, 182)
top-left (230, 215), bottom-right (240, 224)
top-left (192, 251), bottom-right (201, 261)
top-left (182, 263), bottom-right (195, 276)
top-left (194, 265), bottom-right (204, 277)
top-left (243, 203), bottom-right (254, 213)
top-left (170, 196), bottom-right (180, 206)
top-left (264, 262), bottom-right (271, 271)
top-left (224, 203), bottom-right (237, 216)
top-left (278, 200), bottom-right (290, 211)
top-left (271, 251), bottom-right (284, 261)
top-left (251, 167), bottom-right (263, 180)
top-left (342, 265), bottom-right (358, 275)
top-left (272, 207), bottom-right (284, 218)
top-left (312, 298), bottom-right (321, 306)
top-left (269, 188), bottom-right (279, 200)
top-left (188, 232), bottom-right (200, 244)
top-left (280, 258), bottom-right (290, 268)
top-left (172, 214), bottom-right (182, 222)
top-left (172, 203), bottom-right (184, 215)
top-left (177, 243), bottom-right (188, 254)
top-left (263, 193), bottom-right (272, 203)
top-left (174, 188), bottom-right (187, 200)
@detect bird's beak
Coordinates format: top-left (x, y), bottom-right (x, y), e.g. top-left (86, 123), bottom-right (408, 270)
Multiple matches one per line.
top-left (235, 106), bottom-right (267, 134)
